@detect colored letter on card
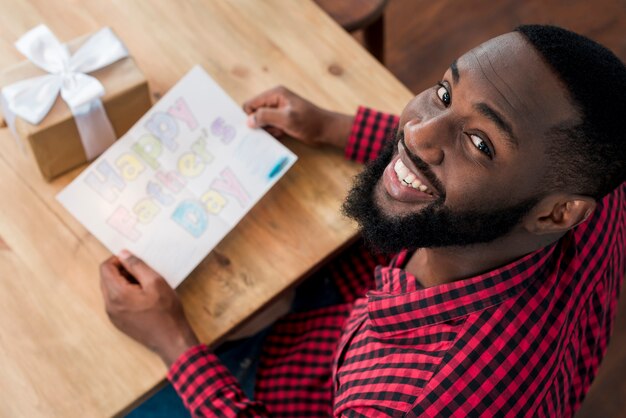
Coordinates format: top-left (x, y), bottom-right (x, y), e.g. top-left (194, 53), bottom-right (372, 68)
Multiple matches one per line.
top-left (191, 137), bottom-right (214, 164)
top-left (84, 160), bottom-right (126, 203)
top-left (172, 200), bottom-right (207, 238)
top-left (107, 206), bottom-right (141, 241)
top-left (116, 154), bottom-right (145, 181)
top-left (211, 117), bottom-right (236, 144)
top-left (147, 181), bottom-right (175, 206)
top-left (145, 112), bottom-right (179, 152)
top-left (178, 153), bottom-right (206, 178)
top-left (132, 134), bottom-right (162, 170)
top-left (211, 167), bottom-right (249, 207)
top-left (156, 170), bottom-right (186, 194)
top-left (133, 198), bottom-right (160, 224)
top-left (168, 97), bottom-right (198, 131)
top-left (201, 190), bottom-right (226, 214)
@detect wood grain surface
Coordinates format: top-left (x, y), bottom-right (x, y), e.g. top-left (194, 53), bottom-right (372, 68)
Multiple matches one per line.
top-left (0, 1), bottom-right (412, 416)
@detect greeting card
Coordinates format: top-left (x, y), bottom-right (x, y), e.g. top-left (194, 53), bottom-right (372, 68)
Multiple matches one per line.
top-left (57, 66), bottom-right (297, 287)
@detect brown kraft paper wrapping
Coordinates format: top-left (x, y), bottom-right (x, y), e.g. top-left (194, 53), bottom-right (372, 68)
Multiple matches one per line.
top-left (0, 31), bottom-right (152, 180)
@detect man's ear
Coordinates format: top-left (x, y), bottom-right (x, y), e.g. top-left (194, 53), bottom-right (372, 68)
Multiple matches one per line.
top-left (523, 194), bottom-right (596, 235)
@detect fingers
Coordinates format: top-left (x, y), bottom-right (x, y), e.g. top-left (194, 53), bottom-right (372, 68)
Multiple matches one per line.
top-left (245, 112), bottom-right (285, 137)
top-left (100, 256), bottom-right (131, 302)
top-left (242, 86), bottom-right (289, 114)
top-left (264, 126), bottom-right (285, 138)
top-left (247, 107), bottom-right (290, 131)
top-left (243, 86), bottom-right (331, 146)
top-left (117, 250), bottom-right (161, 286)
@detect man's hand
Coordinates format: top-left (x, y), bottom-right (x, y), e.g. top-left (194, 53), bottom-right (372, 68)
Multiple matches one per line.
top-left (100, 250), bottom-right (199, 367)
top-left (243, 85), bottom-right (354, 149)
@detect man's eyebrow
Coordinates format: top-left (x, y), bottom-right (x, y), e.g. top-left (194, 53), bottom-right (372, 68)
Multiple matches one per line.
top-left (450, 60), bottom-right (460, 84)
top-left (474, 102), bottom-right (518, 148)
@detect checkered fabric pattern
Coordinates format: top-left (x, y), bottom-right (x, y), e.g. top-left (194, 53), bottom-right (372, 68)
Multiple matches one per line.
top-left (168, 107), bottom-right (625, 417)
top-left (345, 106), bottom-right (398, 163)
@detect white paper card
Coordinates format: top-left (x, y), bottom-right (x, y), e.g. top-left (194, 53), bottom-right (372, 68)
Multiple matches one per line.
top-left (57, 66), bottom-right (297, 287)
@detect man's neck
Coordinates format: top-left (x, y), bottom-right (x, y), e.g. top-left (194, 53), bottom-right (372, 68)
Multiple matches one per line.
top-left (404, 232), bottom-right (561, 288)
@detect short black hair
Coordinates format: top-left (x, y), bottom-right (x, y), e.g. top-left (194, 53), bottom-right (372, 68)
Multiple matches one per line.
top-left (515, 24), bottom-right (626, 199)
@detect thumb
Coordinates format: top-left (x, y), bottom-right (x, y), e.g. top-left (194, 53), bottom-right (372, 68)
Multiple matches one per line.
top-left (248, 107), bottom-right (289, 130)
top-left (118, 250), bottom-right (161, 286)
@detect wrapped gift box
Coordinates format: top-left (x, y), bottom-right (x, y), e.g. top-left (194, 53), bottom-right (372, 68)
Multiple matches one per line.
top-left (0, 29), bottom-right (151, 180)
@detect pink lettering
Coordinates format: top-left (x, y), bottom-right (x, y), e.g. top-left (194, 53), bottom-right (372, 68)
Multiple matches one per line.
top-left (106, 206), bottom-right (141, 241)
top-left (210, 167), bottom-right (249, 207)
top-left (168, 97), bottom-right (198, 131)
top-left (155, 170), bottom-right (186, 194)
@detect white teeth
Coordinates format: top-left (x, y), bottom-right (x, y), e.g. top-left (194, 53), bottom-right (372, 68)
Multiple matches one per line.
top-left (396, 165), bottom-right (409, 179)
top-left (393, 159), bottom-right (432, 194)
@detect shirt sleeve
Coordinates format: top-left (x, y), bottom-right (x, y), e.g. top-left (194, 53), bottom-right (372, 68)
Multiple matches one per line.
top-left (168, 344), bottom-right (269, 417)
top-left (345, 106), bottom-right (400, 164)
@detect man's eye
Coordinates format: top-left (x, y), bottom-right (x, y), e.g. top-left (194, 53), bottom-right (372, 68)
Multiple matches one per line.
top-left (436, 83), bottom-right (451, 106)
top-left (470, 134), bottom-right (493, 158)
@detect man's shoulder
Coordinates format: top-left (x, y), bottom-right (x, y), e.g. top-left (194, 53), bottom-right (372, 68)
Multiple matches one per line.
top-left (571, 181), bottom-right (625, 251)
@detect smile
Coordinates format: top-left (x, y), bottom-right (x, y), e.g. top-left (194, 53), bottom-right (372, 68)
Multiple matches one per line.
top-left (381, 154), bottom-right (438, 204)
top-left (393, 159), bottom-right (434, 195)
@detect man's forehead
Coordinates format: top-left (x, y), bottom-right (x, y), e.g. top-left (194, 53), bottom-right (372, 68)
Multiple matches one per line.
top-left (456, 33), bottom-right (537, 106)
top-left (449, 32), bottom-right (578, 137)
top-left (461, 32), bottom-right (533, 69)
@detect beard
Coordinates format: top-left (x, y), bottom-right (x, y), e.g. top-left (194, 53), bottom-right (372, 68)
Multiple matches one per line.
top-left (342, 132), bottom-right (538, 254)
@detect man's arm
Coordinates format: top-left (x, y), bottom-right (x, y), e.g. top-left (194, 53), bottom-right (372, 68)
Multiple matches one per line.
top-left (99, 93), bottom-right (400, 416)
top-left (243, 85), bottom-right (354, 149)
top-left (345, 106), bottom-right (399, 163)
top-left (100, 252), bottom-right (269, 417)
top-left (168, 345), bottom-right (269, 416)
top-left (243, 86), bottom-right (399, 163)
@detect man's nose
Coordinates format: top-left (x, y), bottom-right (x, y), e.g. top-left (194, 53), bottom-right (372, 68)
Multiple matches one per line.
top-left (403, 117), bottom-right (448, 165)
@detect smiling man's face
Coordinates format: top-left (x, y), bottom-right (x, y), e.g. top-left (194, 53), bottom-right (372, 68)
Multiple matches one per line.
top-left (343, 32), bottom-right (579, 252)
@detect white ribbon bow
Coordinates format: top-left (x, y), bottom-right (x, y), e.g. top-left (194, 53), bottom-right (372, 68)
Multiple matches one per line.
top-left (1, 25), bottom-right (129, 160)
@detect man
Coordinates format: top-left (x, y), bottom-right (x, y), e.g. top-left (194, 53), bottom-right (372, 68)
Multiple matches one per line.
top-left (101, 25), bottom-right (625, 416)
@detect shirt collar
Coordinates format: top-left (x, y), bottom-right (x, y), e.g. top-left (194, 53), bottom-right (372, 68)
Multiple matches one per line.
top-left (367, 245), bottom-right (556, 332)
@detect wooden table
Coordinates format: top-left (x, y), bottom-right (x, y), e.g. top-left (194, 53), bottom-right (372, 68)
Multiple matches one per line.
top-left (0, 0), bottom-right (411, 416)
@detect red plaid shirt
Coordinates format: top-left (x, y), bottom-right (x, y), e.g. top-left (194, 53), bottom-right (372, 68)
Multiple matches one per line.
top-left (169, 107), bottom-right (625, 417)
